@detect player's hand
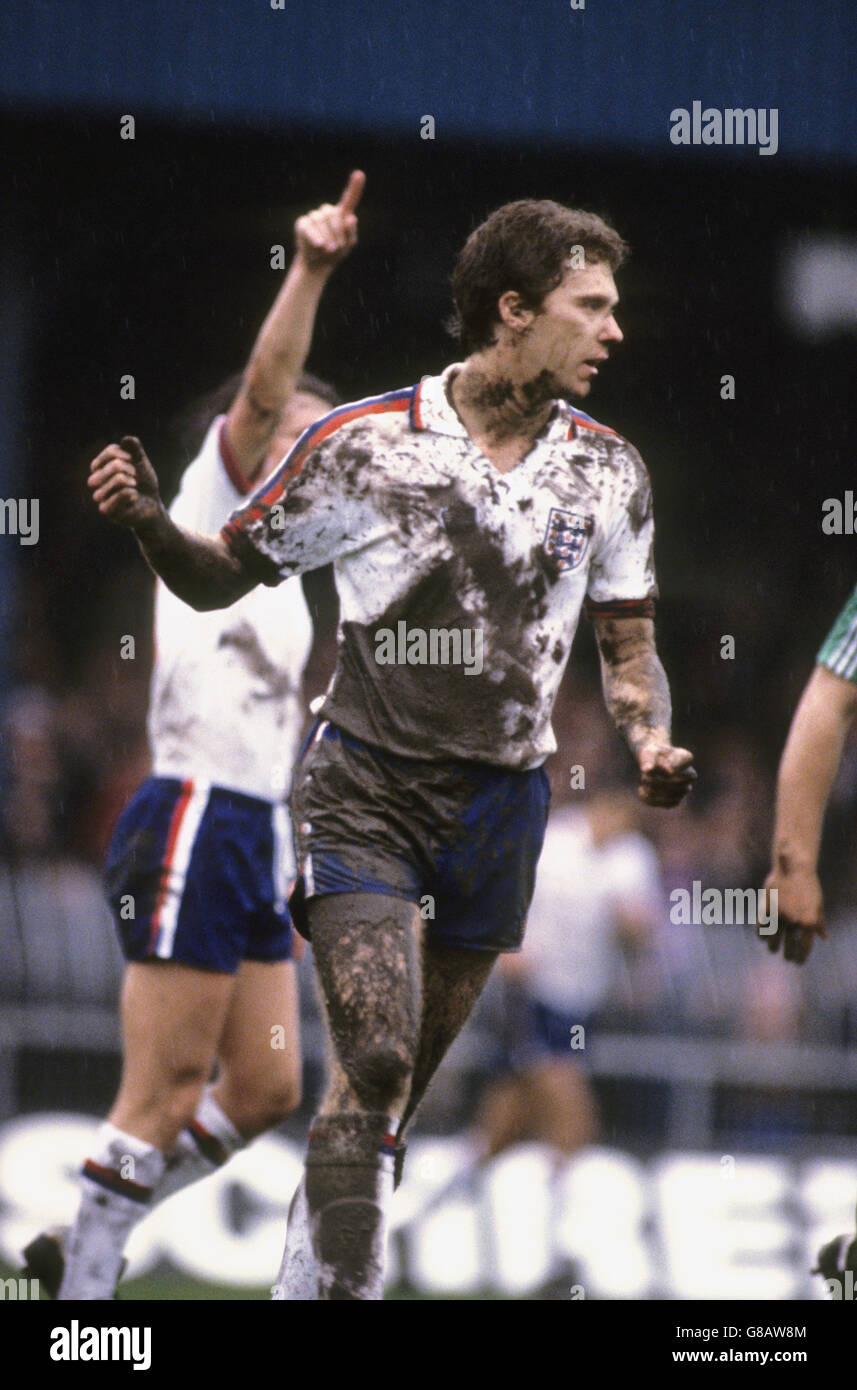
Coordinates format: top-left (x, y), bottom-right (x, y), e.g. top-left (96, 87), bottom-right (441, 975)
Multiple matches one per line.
top-left (295, 170), bottom-right (365, 273)
top-left (759, 866), bottom-right (827, 965)
top-left (88, 435), bottom-right (163, 530)
top-left (636, 740), bottom-right (697, 807)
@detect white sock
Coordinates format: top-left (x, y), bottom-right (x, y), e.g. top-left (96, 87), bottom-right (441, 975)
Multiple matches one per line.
top-left (156, 1087), bottom-right (245, 1203)
top-left (58, 1123), bottom-right (166, 1300)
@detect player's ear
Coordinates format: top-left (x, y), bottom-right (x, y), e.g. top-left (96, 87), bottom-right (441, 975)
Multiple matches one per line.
top-left (497, 290), bottom-right (534, 336)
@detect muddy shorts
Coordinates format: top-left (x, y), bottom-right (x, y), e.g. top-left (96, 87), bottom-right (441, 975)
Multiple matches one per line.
top-left (104, 776), bottom-right (294, 971)
top-left (289, 721), bottom-right (551, 952)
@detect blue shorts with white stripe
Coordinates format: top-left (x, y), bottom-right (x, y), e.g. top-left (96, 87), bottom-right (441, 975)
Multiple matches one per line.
top-left (104, 776), bottom-right (293, 971)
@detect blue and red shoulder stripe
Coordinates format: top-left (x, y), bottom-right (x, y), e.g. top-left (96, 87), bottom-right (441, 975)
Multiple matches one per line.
top-left (252, 386), bottom-right (414, 510)
top-left (566, 406), bottom-right (619, 440)
top-left (220, 385), bottom-right (415, 555)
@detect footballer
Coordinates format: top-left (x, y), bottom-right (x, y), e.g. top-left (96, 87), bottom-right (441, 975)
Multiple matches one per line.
top-left (26, 173), bottom-right (364, 1300)
top-left (87, 198), bottom-right (696, 1299)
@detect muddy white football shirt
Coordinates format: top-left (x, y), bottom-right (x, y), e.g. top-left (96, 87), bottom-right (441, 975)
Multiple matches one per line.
top-left (222, 365), bottom-right (656, 770)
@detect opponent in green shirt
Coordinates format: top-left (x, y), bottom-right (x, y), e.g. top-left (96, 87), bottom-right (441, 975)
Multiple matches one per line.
top-left (817, 581), bottom-right (857, 684)
top-left (764, 582), bottom-right (857, 1291)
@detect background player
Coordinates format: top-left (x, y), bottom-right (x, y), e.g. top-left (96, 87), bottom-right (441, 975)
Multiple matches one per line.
top-left (25, 171), bottom-right (365, 1301)
top-left (469, 790), bottom-right (663, 1293)
top-left (761, 581), bottom-right (857, 1286)
top-left (474, 790), bottom-right (663, 1159)
top-left (85, 197), bottom-right (696, 1300)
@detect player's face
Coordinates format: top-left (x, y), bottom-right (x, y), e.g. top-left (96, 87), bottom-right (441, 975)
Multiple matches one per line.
top-left (522, 260), bottom-right (623, 398)
top-left (263, 391), bottom-right (332, 476)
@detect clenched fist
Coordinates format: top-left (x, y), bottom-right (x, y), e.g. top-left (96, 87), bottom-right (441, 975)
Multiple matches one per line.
top-left (88, 435), bottom-right (163, 531)
top-left (636, 740), bottom-right (697, 808)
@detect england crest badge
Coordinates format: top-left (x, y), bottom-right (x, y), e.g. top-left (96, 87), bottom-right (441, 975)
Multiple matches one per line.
top-left (543, 508), bottom-right (594, 574)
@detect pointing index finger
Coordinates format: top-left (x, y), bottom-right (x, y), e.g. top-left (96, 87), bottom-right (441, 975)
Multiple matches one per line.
top-left (337, 169), bottom-right (365, 215)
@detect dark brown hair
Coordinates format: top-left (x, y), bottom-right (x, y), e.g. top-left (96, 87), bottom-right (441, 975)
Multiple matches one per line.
top-left (448, 200), bottom-right (629, 355)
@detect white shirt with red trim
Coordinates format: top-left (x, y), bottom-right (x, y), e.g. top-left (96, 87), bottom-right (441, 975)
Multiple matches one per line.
top-left (148, 416), bottom-right (313, 803)
top-left (221, 365), bottom-right (656, 770)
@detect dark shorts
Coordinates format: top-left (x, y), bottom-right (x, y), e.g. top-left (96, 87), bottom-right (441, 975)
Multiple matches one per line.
top-left (529, 1001), bottom-right (597, 1057)
top-left (498, 996), bottom-right (598, 1071)
top-left (104, 776), bottom-right (294, 972)
top-left (289, 721), bottom-right (551, 953)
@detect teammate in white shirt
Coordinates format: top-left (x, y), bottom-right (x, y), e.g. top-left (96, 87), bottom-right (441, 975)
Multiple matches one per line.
top-left (87, 197), bottom-right (696, 1300)
top-left (24, 172), bottom-right (365, 1301)
top-left (468, 791), bottom-right (663, 1296)
top-left (475, 792), bottom-right (664, 1160)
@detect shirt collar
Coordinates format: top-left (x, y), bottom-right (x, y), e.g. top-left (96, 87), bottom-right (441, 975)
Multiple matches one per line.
top-left (413, 363), bottom-right (577, 443)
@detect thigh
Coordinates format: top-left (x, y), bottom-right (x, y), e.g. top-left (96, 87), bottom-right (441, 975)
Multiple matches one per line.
top-left (216, 958), bottom-right (300, 1085)
top-left (118, 960), bottom-right (235, 1099)
top-left (289, 727), bottom-right (423, 943)
top-left (431, 766), bottom-right (551, 953)
top-left (308, 892), bottom-right (423, 1114)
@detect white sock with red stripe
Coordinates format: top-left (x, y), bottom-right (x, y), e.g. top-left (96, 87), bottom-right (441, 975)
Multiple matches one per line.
top-left (273, 1112), bottom-right (398, 1301)
top-left (57, 1123), bottom-right (166, 1300)
top-left (156, 1087), bottom-right (245, 1202)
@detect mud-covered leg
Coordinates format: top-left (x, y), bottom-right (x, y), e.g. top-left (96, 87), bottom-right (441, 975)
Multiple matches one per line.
top-left (274, 892), bottom-right (421, 1300)
top-left (393, 941), bottom-right (498, 1187)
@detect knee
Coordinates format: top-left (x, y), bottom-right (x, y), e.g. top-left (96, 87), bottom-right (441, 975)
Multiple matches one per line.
top-left (348, 1042), bottom-right (413, 1112)
top-left (270, 1073), bottom-right (302, 1121)
top-left (164, 1056), bottom-right (212, 1095)
top-left (251, 1074), bottom-right (303, 1130)
top-left (217, 1068), bottom-right (302, 1137)
top-left (115, 1065), bottom-right (208, 1148)
top-left (133, 1055), bottom-right (208, 1127)
top-left (159, 1064), bottom-right (210, 1128)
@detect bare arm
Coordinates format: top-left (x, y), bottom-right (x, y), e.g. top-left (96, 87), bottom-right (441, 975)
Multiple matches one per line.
top-left (762, 663), bottom-right (857, 962)
top-left (88, 436), bottom-right (256, 610)
top-left (226, 171), bottom-right (364, 480)
top-left (592, 613), bottom-right (696, 807)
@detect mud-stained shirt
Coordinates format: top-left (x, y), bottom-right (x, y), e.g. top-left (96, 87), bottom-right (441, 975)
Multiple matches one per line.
top-left (221, 364), bottom-right (657, 770)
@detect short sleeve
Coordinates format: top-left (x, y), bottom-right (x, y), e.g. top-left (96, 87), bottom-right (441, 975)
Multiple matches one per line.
top-left (220, 417), bottom-right (386, 583)
top-left (585, 442), bottom-right (658, 617)
top-left (817, 582), bottom-right (857, 684)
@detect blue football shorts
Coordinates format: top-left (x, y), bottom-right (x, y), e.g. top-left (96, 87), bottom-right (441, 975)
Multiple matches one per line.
top-left (104, 776), bottom-right (294, 971)
top-left (289, 721), bottom-right (551, 953)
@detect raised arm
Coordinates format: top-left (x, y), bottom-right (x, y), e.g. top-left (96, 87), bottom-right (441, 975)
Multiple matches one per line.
top-left (591, 613), bottom-right (696, 807)
top-left (762, 664), bottom-right (857, 963)
top-left (226, 170), bottom-right (364, 481)
top-left (88, 436), bottom-right (257, 610)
